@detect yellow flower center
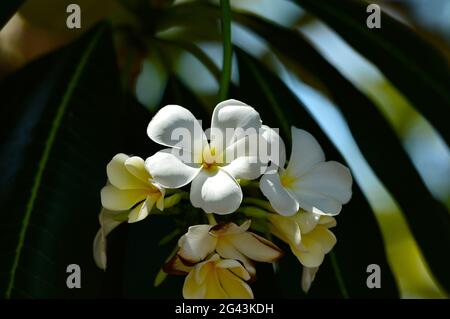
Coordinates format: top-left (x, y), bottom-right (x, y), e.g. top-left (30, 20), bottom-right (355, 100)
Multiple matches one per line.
top-left (280, 172), bottom-right (297, 188)
top-left (202, 147), bottom-right (222, 171)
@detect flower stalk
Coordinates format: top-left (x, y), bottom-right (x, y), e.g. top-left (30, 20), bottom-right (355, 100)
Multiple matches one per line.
top-left (218, 0), bottom-right (232, 101)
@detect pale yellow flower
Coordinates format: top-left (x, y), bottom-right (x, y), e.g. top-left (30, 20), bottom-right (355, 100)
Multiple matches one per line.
top-left (94, 153), bottom-right (166, 270)
top-left (177, 220), bottom-right (283, 277)
top-left (268, 210), bottom-right (336, 268)
top-left (166, 254), bottom-right (254, 299)
top-left (93, 208), bottom-right (123, 270)
top-left (301, 266), bottom-right (319, 293)
top-left (101, 153), bottom-right (165, 223)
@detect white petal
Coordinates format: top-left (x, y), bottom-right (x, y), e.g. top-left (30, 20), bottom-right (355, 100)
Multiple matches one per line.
top-left (210, 99), bottom-right (262, 151)
top-left (145, 149), bottom-right (201, 188)
top-left (221, 156), bottom-right (263, 180)
top-left (285, 128), bottom-right (325, 177)
top-left (178, 225), bottom-right (217, 263)
top-left (100, 185), bottom-right (147, 211)
top-left (295, 190), bottom-right (343, 216)
top-left (292, 161), bottom-right (353, 215)
top-left (301, 266), bottom-right (319, 293)
top-left (209, 220), bottom-right (251, 237)
top-left (261, 125), bottom-right (286, 169)
top-left (228, 232), bottom-right (283, 263)
top-left (107, 153), bottom-right (148, 189)
top-left (190, 169), bottom-right (242, 215)
top-left (295, 161), bottom-right (352, 202)
top-left (216, 238), bottom-right (256, 277)
top-left (147, 104), bottom-right (207, 155)
top-left (221, 132), bottom-right (261, 164)
top-left (260, 172), bottom-right (299, 216)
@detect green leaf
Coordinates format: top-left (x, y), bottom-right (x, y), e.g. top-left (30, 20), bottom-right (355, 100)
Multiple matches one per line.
top-left (292, 0), bottom-right (450, 145)
top-left (217, 0), bottom-right (232, 101)
top-left (0, 0), bottom-right (24, 29)
top-left (231, 11), bottom-right (450, 294)
top-left (236, 48), bottom-right (399, 298)
top-left (0, 24), bottom-right (149, 298)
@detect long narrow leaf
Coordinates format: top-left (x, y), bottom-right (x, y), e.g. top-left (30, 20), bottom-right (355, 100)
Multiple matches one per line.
top-left (292, 0), bottom-right (450, 144)
top-left (0, 24), bottom-right (144, 298)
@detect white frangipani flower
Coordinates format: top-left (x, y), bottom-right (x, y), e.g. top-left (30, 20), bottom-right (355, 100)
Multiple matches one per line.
top-left (146, 99), bottom-right (265, 215)
top-left (260, 127), bottom-right (353, 216)
top-left (176, 220), bottom-right (283, 277)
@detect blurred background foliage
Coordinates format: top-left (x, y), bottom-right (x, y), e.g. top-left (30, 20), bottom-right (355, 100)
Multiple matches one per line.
top-left (0, 0), bottom-right (449, 299)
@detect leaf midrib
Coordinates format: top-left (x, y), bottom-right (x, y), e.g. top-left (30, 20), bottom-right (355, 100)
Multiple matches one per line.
top-left (5, 28), bottom-right (104, 299)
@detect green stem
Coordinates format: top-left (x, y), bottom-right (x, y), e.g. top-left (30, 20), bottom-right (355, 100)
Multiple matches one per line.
top-left (244, 180), bottom-right (260, 188)
top-left (158, 228), bottom-right (182, 246)
top-left (154, 244), bottom-right (179, 287)
top-left (237, 206), bottom-right (269, 219)
top-left (207, 213), bottom-right (217, 225)
top-left (242, 53), bottom-right (291, 142)
top-left (242, 198), bottom-right (276, 213)
top-left (330, 251), bottom-right (349, 299)
top-left (163, 191), bottom-right (189, 209)
top-left (218, 0), bottom-right (232, 101)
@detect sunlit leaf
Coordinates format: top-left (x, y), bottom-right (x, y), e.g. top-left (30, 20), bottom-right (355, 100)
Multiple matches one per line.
top-left (292, 0), bottom-right (450, 145)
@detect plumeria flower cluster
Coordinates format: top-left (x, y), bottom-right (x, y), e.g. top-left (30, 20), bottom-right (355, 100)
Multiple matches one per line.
top-left (93, 100), bottom-right (353, 298)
